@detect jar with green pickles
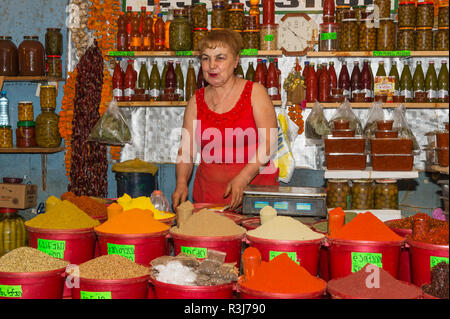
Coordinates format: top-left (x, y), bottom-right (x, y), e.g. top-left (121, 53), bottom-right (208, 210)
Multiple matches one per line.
top-left (435, 27), bottom-right (449, 51)
top-left (35, 107), bottom-right (61, 148)
top-left (416, 2), bottom-right (435, 27)
top-left (438, 4), bottom-right (449, 27)
top-left (397, 27), bottom-right (415, 50)
top-left (398, 2), bottom-right (416, 28)
top-left (228, 2), bottom-right (244, 31)
top-left (169, 9), bottom-right (192, 51)
top-left (353, 5), bottom-right (366, 23)
top-left (242, 30), bottom-right (260, 49)
top-left (0, 208), bottom-right (27, 257)
top-left (374, 180), bottom-right (399, 209)
top-left (336, 5), bottom-right (351, 23)
top-left (377, 18), bottom-right (396, 51)
top-left (359, 12), bottom-right (377, 51)
top-left (326, 180), bottom-right (351, 209)
top-left (211, 0), bottom-right (228, 29)
top-left (339, 10), bottom-right (359, 51)
top-left (415, 27), bottom-right (433, 51)
top-left (0, 125), bottom-right (12, 148)
top-left (191, 2), bottom-right (208, 28)
top-left (351, 180), bottom-right (375, 210)
top-left (193, 28), bottom-right (208, 50)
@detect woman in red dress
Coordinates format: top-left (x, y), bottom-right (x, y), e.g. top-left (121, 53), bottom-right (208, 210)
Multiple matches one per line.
top-left (172, 29), bottom-right (278, 211)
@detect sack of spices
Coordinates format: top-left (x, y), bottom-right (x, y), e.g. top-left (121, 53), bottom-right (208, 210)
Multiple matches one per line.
top-left (88, 99), bottom-right (131, 145)
top-left (305, 100), bottom-right (331, 140)
top-left (363, 101), bottom-right (385, 138)
top-left (329, 99), bottom-right (363, 135)
top-left (392, 104), bottom-right (420, 151)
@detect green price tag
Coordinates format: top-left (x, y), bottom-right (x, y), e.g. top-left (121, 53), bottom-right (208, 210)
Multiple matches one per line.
top-left (180, 246), bottom-right (207, 259)
top-left (264, 34), bottom-right (274, 42)
top-left (37, 238), bottom-right (66, 259)
top-left (372, 50), bottom-right (410, 57)
top-left (351, 252), bottom-right (382, 272)
top-left (269, 251), bottom-right (299, 265)
top-left (107, 243), bottom-right (135, 262)
top-left (0, 285), bottom-right (22, 298)
top-left (430, 256), bottom-right (449, 269)
top-left (240, 49), bottom-right (258, 56)
top-left (108, 51), bottom-right (135, 57)
top-left (175, 50), bottom-right (193, 56)
top-left (80, 291), bottom-right (112, 299)
top-left (320, 32), bottom-right (337, 40)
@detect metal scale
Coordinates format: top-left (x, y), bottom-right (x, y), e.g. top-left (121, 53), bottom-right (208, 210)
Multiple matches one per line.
top-left (242, 185), bottom-right (327, 217)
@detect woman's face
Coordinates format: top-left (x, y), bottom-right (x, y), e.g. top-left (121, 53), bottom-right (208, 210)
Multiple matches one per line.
top-left (201, 44), bottom-right (239, 87)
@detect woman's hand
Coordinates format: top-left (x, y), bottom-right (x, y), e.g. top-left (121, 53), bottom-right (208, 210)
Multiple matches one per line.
top-left (223, 173), bottom-right (249, 211)
top-left (172, 183), bottom-right (189, 211)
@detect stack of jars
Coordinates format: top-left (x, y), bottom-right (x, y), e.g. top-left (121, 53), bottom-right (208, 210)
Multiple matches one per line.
top-left (35, 85), bottom-right (61, 148)
top-left (192, 2), bottom-right (208, 50)
top-left (243, 15), bottom-right (260, 49)
top-left (260, 0), bottom-right (278, 50)
top-left (435, 2), bottom-right (449, 51)
top-left (45, 28), bottom-right (63, 78)
top-left (16, 101), bottom-right (37, 148)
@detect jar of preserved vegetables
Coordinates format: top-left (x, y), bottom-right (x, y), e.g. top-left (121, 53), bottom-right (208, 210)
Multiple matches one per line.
top-left (245, 15), bottom-right (259, 31)
top-left (228, 2), bottom-right (244, 31)
top-left (242, 30), bottom-right (260, 49)
top-left (359, 12), bottom-right (377, 51)
top-left (339, 10), bottom-right (359, 51)
top-left (351, 180), bottom-right (375, 210)
top-left (435, 27), bottom-right (449, 51)
top-left (0, 125), bottom-right (12, 148)
top-left (0, 36), bottom-right (18, 76)
top-left (169, 9), bottom-right (192, 51)
top-left (353, 5), bottom-right (366, 23)
top-left (415, 27), bottom-right (433, 51)
top-left (193, 28), bottom-right (208, 50)
top-left (326, 180), bottom-right (351, 209)
top-left (336, 5), bottom-right (351, 23)
top-left (374, 0), bottom-right (391, 18)
top-left (211, 0), bottom-right (228, 29)
top-left (16, 121), bottom-right (36, 148)
top-left (0, 208), bottom-right (27, 256)
top-left (35, 107), bottom-right (61, 148)
top-left (398, 2), bottom-right (416, 27)
top-left (46, 55), bottom-right (62, 78)
top-left (438, 4), bottom-right (449, 27)
top-left (260, 24), bottom-right (278, 50)
top-left (18, 101), bottom-right (34, 122)
top-left (18, 36), bottom-right (45, 76)
top-left (45, 28), bottom-right (63, 56)
top-left (320, 22), bottom-right (339, 51)
top-left (191, 2), bottom-right (208, 28)
top-left (397, 27), bottom-right (415, 50)
top-left (416, 1), bottom-right (435, 27)
top-left (374, 179), bottom-right (399, 209)
top-left (377, 18), bottom-right (396, 51)
top-left (40, 85), bottom-right (57, 109)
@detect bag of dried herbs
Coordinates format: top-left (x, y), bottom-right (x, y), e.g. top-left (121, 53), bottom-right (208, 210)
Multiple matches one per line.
top-left (305, 101), bottom-right (331, 139)
top-left (88, 99), bottom-right (131, 145)
top-left (329, 99), bottom-right (363, 135)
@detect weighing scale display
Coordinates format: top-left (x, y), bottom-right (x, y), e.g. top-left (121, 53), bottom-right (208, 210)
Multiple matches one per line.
top-left (296, 203), bottom-right (312, 211)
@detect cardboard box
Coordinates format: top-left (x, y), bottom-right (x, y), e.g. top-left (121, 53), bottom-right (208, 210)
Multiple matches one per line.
top-left (0, 183), bottom-right (37, 209)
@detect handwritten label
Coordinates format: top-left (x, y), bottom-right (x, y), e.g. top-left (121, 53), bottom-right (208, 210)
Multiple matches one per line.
top-left (181, 246), bottom-right (207, 259)
top-left (430, 256), bottom-right (449, 269)
top-left (269, 251), bottom-right (299, 265)
top-left (320, 32), bottom-right (337, 40)
top-left (0, 285), bottom-right (22, 298)
top-left (240, 49), bottom-right (258, 56)
top-left (107, 243), bottom-right (135, 262)
top-left (372, 51), bottom-right (410, 57)
top-left (264, 34), bottom-right (274, 42)
top-left (37, 238), bottom-right (66, 259)
top-left (351, 252), bottom-right (382, 272)
top-left (175, 50), bottom-right (193, 56)
top-left (254, 201), bottom-right (269, 209)
top-left (108, 51), bottom-right (135, 57)
top-left (80, 291), bottom-right (112, 299)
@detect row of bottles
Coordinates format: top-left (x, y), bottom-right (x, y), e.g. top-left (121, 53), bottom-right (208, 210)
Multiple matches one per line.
top-left (305, 59), bottom-right (449, 103)
top-left (113, 57), bottom-right (283, 102)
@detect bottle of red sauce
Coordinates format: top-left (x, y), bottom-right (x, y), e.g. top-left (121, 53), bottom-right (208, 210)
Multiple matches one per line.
top-left (350, 61), bottom-right (361, 102)
top-left (266, 60), bottom-right (279, 100)
top-left (262, 59), bottom-right (268, 80)
top-left (154, 13), bottom-right (165, 51)
top-left (303, 61), bottom-right (310, 80)
top-left (328, 61), bottom-right (338, 91)
top-left (117, 12), bottom-right (128, 51)
top-left (165, 60), bottom-right (177, 99)
top-left (361, 59), bottom-right (373, 102)
top-left (124, 60), bottom-right (136, 101)
top-left (254, 59), bottom-right (266, 87)
top-left (125, 6), bottom-right (133, 51)
top-left (112, 58), bottom-right (124, 101)
top-left (262, 0), bottom-right (275, 24)
top-left (323, 0), bottom-right (335, 16)
top-left (318, 63), bottom-right (330, 102)
top-left (274, 58), bottom-right (282, 100)
top-left (306, 62), bottom-right (318, 102)
top-left (338, 61), bottom-right (351, 100)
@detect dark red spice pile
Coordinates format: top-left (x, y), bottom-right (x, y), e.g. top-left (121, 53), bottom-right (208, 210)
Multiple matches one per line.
top-left (327, 264), bottom-right (423, 299)
top-left (422, 262), bottom-right (449, 299)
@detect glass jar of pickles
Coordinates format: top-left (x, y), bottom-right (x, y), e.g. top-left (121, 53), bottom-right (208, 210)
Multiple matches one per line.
top-left (260, 24), bottom-right (278, 50)
top-left (416, 1), bottom-right (435, 27)
top-left (359, 12), bottom-right (377, 51)
top-left (191, 2), bottom-right (208, 28)
top-left (320, 22), bottom-right (339, 51)
top-left (374, 179), bottom-right (399, 209)
top-left (193, 28), bottom-right (208, 50)
top-left (228, 2), bottom-right (244, 31)
top-left (242, 30), bottom-right (260, 49)
top-left (377, 18), bottom-right (396, 51)
top-left (326, 179), bottom-right (351, 209)
top-left (351, 180), bottom-right (375, 210)
top-left (438, 4), bottom-right (449, 27)
top-left (397, 27), bottom-right (415, 50)
top-left (336, 5), bottom-right (351, 23)
top-left (35, 107), bottom-right (61, 148)
top-left (245, 15), bottom-right (259, 31)
top-left (45, 28), bottom-right (63, 56)
top-left (339, 10), bottom-right (359, 51)
top-left (435, 27), bottom-right (449, 51)
top-left (169, 9), bottom-right (192, 51)
top-left (46, 55), bottom-right (62, 78)
top-left (18, 101), bottom-right (34, 122)
top-left (40, 85), bottom-right (57, 109)
top-left (211, 0), bottom-right (228, 29)
top-left (16, 121), bottom-right (36, 148)
top-left (0, 125), bottom-right (12, 148)
top-left (374, 0), bottom-right (391, 18)
top-left (415, 27), bottom-right (433, 51)
top-left (398, 2), bottom-right (416, 27)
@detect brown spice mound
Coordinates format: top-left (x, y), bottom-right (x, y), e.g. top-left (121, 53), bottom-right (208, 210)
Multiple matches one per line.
top-left (422, 262), bottom-right (449, 299)
top-left (0, 247), bottom-right (70, 273)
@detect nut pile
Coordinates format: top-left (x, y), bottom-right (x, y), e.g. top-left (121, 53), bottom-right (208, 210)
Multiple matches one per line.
top-left (68, 0), bottom-right (90, 59)
top-left (0, 247), bottom-right (70, 273)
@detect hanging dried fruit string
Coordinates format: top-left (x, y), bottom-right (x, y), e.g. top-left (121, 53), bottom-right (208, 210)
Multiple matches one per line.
top-left (288, 102), bottom-right (305, 135)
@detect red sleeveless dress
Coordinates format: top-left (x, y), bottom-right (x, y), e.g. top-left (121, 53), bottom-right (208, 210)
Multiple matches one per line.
top-left (193, 80), bottom-right (278, 205)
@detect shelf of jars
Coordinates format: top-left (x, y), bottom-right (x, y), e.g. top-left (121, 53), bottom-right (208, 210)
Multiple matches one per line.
top-left (0, 76), bottom-right (65, 91)
top-left (108, 50), bottom-right (283, 58)
top-left (0, 147), bottom-right (64, 154)
top-left (306, 102), bottom-right (449, 109)
top-left (117, 100), bottom-right (283, 107)
top-left (324, 169), bottom-right (420, 180)
top-left (307, 51), bottom-right (450, 58)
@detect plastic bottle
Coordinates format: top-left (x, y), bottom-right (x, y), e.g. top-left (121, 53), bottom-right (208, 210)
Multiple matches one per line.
top-left (306, 62), bottom-right (318, 102)
top-left (112, 58), bottom-right (124, 101)
top-left (124, 60), bottom-right (136, 101)
top-left (425, 61), bottom-right (438, 103)
top-left (438, 60), bottom-right (449, 103)
top-left (400, 62), bottom-right (414, 102)
top-left (318, 63), bottom-right (330, 102)
top-left (0, 91), bottom-right (10, 126)
top-left (138, 62), bottom-right (150, 97)
top-left (139, 6), bottom-right (147, 48)
top-left (246, 61), bottom-right (255, 81)
top-left (389, 62), bottom-right (400, 98)
top-left (249, 0), bottom-right (261, 25)
top-left (175, 61), bottom-right (184, 101)
top-left (125, 6), bottom-right (133, 51)
top-left (413, 61), bottom-right (425, 96)
top-left (142, 11), bottom-right (154, 51)
top-left (117, 12), bottom-right (128, 51)
top-left (350, 61), bottom-right (361, 101)
top-left (149, 61), bottom-right (161, 101)
top-left (151, 190), bottom-right (171, 212)
top-left (154, 13), bottom-right (165, 51)
top-left (185, 60), bottom-right (197, 101)
top-left (130, 12), bottom-right (141, 51)
top-left (338, 61), bottom-right (351, 100)
top-left (153, 0), bottom-right (161, 19)
top-left (266, 60), bottom-right (279, 100)
top-left (254, 59), bottom-right (266, 87)
top-left (360, 59), bottom-right (373, 102)
top-left (328, 61), bottom-right (338, 90)
top-left (164, 9), bottom-right (174, 51)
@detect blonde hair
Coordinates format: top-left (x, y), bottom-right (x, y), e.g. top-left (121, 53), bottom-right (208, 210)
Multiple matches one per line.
top-left (197, 29), bottom-right (243, 57)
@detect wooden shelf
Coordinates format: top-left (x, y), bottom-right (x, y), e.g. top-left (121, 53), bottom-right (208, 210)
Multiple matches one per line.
top-left (306, 102), bottom-right (449, 109)
top-left (2, 76), bottom-right (65, 82)
top-left (0, 147), bottom-right (65, 154)
top-left (307, 51), bottom-right (450, 58)
top-left (117, 100), bottom-right (283, 107)
top-left (108, 50), bottom-right (283, 57)
top-left (324, 169), bottom-right (419, 180)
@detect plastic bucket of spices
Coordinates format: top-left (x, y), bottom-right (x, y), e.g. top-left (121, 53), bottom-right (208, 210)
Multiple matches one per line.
top-left (327, 237), bottom-right (404, 280)
top-left (95, 229), bottom-right (169, 266)
top-left (245, 234), bottom-right (323, 276)
top-left (407, 239), bottom-right (449, 287)
top-left (170, 232), bottom-right (245, 268)
top-left (385, 219), bottom-right (412, 283)
top-left (0, 267), bottom-right (67, 299)
top-left (310, 221), bottom-right (330, 281)
top-left (71, 275), bottom-right (150, 299)
top-left (149, 276), bottom-right (235, 299)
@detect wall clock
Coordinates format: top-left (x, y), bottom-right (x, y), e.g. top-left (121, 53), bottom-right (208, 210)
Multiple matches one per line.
top-left (279, 13), bottom-right (318, 56)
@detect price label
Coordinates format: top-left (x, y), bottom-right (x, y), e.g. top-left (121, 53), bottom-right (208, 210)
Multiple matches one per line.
top-left (37, 238), bottom-right (66, 259)
top-left (320, 32), bottom-right (337, 40)
top-left (430, 256), bottom-right (449, 269)
top-left (351, 252), bottom-right (382, 272)
top-left (175, 50), bottom-right (193, 56)
top-left (264, 34), bottom-right (274, 42)
top-left (80, 291), bottom-right (112, 299)
top-left (269, 251), bottom-right (299, 265)
top-left (240, 49), bottom-right (258, 56)
top-left (0, 285), bottom-right (22, 298)
top-left (107, 243), bottom-right (135, 262)
top-left (108, 51), bottom-right (135, 57)
top-left (180, 246), bottom-right (207, 259)
top-left (372, 51), bottom-right (410, 57)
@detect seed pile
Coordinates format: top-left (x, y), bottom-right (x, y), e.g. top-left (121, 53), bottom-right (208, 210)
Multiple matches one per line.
top-left (0, 247), bottom-right (69, 273)
top-left (422, 262), bottom-right (449, 299)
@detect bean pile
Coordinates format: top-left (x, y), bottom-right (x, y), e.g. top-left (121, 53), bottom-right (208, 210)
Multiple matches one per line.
top-left (0, 247), bottom-right (69, 273)
top-left (68, 41), bottom-right (107, 197)
top-left (72, 254), bottom-right (150, 280)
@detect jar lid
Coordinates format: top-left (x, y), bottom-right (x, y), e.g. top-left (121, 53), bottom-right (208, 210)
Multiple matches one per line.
top-left (40, 85), bottom-right (56, 89)
top-left (47, 55), bottom-right (62, 58)
top-left (193, 28), bottom-right (208, 31)
top-left (418, 1), bottom-right (434, 5)
top-left (17, 121), bottom-right (35, 127)
top-left (46, 27), bottom-right (61, 31)
top-left (399, 1), bottom-right (416, 5)
top-left (375, 179), bottom-right (397, 183)
top-left (0, 125), bottom-right (11, 129)
top-left (352, 179), bottom-right (373, 183)
top-left (399, 27), bottom-right (415, 30)
top-left (18, 101), bottom-right (33, 104)
top-left (243, 29), bottom-right (260, 32)
top-left (195, 2), bottom-right (206, 5)
top-left (212, 28), bottom-right (226, 31)
top-left (416, 26), bottom-right (433, 30)
top-left (0, 207), bottom-right (18, 214)
top-left (231, 30), bottom-right (243, 33)
top-left (261, 23), bottom-right (279, 27)
top-left (438, 26), bottom-right (450, 30)
top-left (337, 5), bottom-right (351, 8)
top-left (329, 179), bottom-right (349, 183)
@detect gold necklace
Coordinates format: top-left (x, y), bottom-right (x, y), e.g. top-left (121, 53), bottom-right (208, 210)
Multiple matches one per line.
top-left (211, 77), bottom-right (237, 108)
